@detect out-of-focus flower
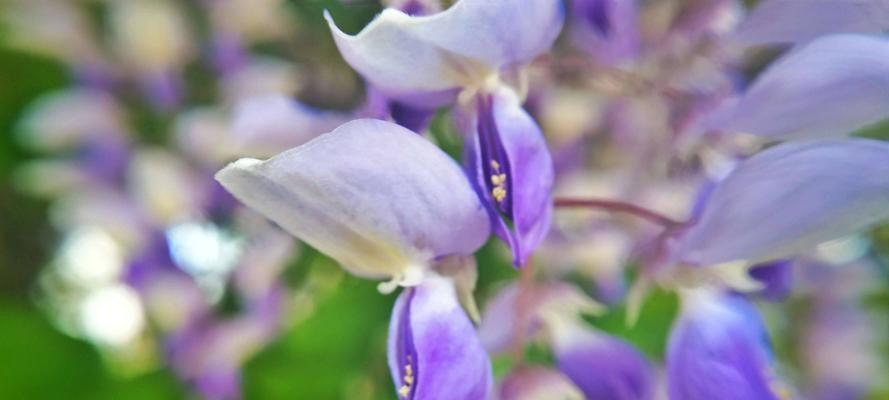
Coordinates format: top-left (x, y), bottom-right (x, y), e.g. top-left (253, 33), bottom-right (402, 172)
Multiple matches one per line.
top-left (227, 95), bottom-right (352, 158)
top-left (570, 0), bottom-right (640, 66)
top-left (548, 317), bottom-right (654, 400)
top-left (384, 0), bottom-right (442, 16)
top-left (667, 288), bottom-right (784, 400)
top-left (3, 0), bottom-right (113, 85)
top-left (478, 281), bottom-right (603, 354)
top-left (108, 0), bottom-right (194, 109)
top-left (498, 366), bottom-right (584, 400)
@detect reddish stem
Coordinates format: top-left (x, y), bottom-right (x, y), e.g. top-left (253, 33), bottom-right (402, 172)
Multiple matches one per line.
top-left (554, 197), bottom-right (683, 228)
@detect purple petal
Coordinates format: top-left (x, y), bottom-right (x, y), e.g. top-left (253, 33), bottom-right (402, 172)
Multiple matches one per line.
top-left (216, 119), bottom-right (490, 281)
top-left (711, 34), bottom-right (889, 140)
top-left (675, 138), bottom-right (889, 266)
top-left (732, 0), bottom-right (889, 46)
top-left (667, 290), bottom-right (779, 400)
top-left (228, 95), bottom-right (351, 158)
top-left (387, 276), bottom-right (492, 400)
top-left (464, 88), bottom-right (554, 266)
top-left (570, 0), bottom-right (640, 65)
top-left (551, 322), bottom-right (654, 400)
top-left (478, 281), bottom-right (602, 355)
top-left (390, 100), bottom-right (436, 133)
top-left (748, 260), bottom-right (794, 301)
top-left (498, 366), bottom-right (584, 400)
top-left (326, 0), bottom-right (563, 106)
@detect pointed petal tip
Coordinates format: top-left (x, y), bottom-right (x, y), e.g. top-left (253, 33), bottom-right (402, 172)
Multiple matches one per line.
top-left (215, 158), bottom-right (262, 186)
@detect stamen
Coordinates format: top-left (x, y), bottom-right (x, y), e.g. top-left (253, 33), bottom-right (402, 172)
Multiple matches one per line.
top-left (489, 160), bottom-right (508, 203)
top-left (492, 186), bottom-right (507, 202)
top-left (399, 355), bottom-right (415, 398)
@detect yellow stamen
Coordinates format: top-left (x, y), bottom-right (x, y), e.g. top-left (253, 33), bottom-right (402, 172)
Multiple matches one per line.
top-left (492, 186), bottom-right (507, 202)
top-left (399, 355), bottom-right (414, 398)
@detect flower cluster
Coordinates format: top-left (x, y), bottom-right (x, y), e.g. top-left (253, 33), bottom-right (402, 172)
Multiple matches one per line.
top-left (10, 0), bottom-right (889, 399)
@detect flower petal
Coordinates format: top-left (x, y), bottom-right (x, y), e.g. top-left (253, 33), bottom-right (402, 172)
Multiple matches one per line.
top-left (464, 88), bottom-right (554, 266)
top-left (215, 119), bottom-right (490, 281)
top-left (748, 260), bottom-right (793, 301)
top-left (711, 34), bottom-right (889, 140)
top-left (550, 320), bottom-right (654, 400)
top-left (498, 366), bottom-right (584, 400)
top-left (478, 281), bottom-right (603, 355)
top-left (326, 0), bottom-right (564, 105)
top-left (388, 276), bottom-right (492, 400)
top-left (675, 138), bottom-right (889, 266)
top-left (732, 0), bottom-right (889, 46)
top-left (570, 0), bottom-right (640, 65)
top-left (667, 289), bottom-right (780, 400)
top-left (228, 95), bottom-right (350, 158)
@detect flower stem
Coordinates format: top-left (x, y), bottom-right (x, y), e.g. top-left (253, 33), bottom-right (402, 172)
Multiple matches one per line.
top-left (554, 197), bottom-right (683, 228)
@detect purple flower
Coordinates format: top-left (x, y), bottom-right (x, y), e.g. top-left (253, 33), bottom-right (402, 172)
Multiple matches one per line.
top-left (570, 0), bottom-right (640, 65)
top-left (326, 0), bottom-right (562, 265)
top-left (461, 88), bottom-right (554, 266)
top-left (228, 95), bottom-right (351, 158)
top-left (388, 275), bottom-right (492, 400)
top-left (667, 289), bottom-right (782, 400)
top-left (217, 119), bottom-right (495, 398)
top-left (216, 119), bottom-right (490, 288)
top-left (748, 260), bottom-right (793, 301)
top-left (478, 281), bottom-right (603, 354)
top-left (549, 318), bottom-right (655, 400)
top-left (326, 0), bottom-right (563, 107)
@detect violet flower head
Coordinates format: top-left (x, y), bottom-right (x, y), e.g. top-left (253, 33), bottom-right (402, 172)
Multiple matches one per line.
top-left (667, 289), bottom-right (783, 400)
top-left (462, 87), bottom-right (554, 267)
top-left (216, 119), bottom-right (493, 399)
top-left (326, 0), bottom-right (563, 265)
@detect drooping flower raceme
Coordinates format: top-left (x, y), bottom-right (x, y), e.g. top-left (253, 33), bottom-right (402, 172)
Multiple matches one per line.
top-left (216, 119), bottom-right (493, 399)
top-left (326, 0), bottom-right (563, 265)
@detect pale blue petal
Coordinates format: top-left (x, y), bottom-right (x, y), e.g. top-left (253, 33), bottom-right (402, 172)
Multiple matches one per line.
top-left (326, 0), bottom-right (563, 106)
top-left (732, 0), bottom-right (889, 46)
top-left (711, 34), bottom-right (889, 140)
top-left (229, 95), bottom-right (351, 158)
top-left (388, 276), bottom-right (492, 400)
top-left (667, 290), bottom-right (779, 400)
top-left (675, 138), bottom-right (889, 266)
top-left (215, 119), bottom-right (490, 281)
